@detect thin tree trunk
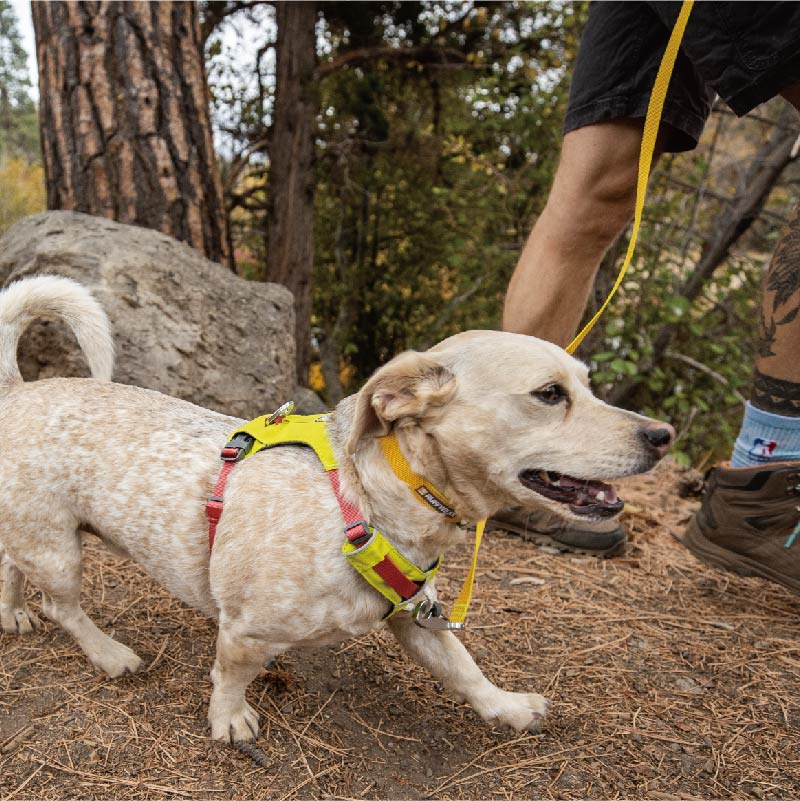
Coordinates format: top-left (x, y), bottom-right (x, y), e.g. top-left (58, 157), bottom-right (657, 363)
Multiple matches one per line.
top-left (33, 1), bottom-right (230, 266)
top-left (266, 1), bottom-right (317, 384)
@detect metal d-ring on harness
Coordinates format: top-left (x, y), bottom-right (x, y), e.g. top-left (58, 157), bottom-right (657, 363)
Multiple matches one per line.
top-left (205, 401), bottom-right (479, 630)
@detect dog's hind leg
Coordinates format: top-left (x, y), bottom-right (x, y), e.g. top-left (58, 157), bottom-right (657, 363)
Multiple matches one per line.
top-left (0, 552), bottom-right (42, 634)
top-left (5, 511), bottom-right (142, 678)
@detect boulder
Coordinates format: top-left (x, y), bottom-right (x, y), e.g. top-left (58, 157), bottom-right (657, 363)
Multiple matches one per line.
top-left (0, 211), bottom-right (296, 419)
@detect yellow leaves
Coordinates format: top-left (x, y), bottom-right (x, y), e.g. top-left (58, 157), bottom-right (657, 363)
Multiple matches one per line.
top-left (308, 361), bottom-right (325, 392)
top-left (307, 360), bottom-right (356, 393)
top-left (0, 158), bottom-right (45, 237)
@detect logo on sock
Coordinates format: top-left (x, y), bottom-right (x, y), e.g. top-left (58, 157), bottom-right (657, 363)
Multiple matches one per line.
top-left (750, 438), bottom-right (778, 460)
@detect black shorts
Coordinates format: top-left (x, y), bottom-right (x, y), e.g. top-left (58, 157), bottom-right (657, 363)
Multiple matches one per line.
top-left (565, 1), bottom-right (800, 152)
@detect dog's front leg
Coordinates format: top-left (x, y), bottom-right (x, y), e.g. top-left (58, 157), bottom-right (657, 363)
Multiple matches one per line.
top-left (208, 621), bottom-right (271, 743)
top-left (388, 614), bottom-right (548, 732)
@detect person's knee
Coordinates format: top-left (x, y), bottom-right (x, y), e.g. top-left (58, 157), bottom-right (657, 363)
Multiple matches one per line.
top-left (547, 122), bottom-right (642, 245)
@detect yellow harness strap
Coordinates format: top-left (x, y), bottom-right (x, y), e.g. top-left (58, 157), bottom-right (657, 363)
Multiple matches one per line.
top-left (232, 413), bottom-right (338, 469)
top-left (224, 410), bottom-right (441, 619)
top-left (567, 0), bottom-right (694, 355)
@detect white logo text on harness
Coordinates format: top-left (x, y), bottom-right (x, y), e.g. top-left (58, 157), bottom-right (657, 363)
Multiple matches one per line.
top-left (416, 486), bottom-right (456, 518)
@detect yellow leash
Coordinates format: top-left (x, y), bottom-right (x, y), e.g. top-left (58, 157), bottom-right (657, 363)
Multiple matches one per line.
top-left (566, 0), bottom-right (694, 355)
top-left (383, 1), bottom-right (694, 629)
top-left (449, 519), bottom-right (485, 625)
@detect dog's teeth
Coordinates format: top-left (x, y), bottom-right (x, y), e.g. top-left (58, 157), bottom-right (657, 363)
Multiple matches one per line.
top-left (596, 491), bottom-right (606, 501)
top-left (539, 471), bottom-right (549, 482)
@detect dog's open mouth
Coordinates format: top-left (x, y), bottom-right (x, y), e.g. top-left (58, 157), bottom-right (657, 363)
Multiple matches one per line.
top-left (519, 470), bottom-right (624, 518)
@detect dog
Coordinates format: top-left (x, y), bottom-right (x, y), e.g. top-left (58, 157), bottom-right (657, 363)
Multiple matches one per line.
top-left (0, 276), bottom-right (673, 741)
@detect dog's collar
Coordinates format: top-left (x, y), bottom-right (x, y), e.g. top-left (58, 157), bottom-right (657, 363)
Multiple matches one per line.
top-left (205, 403), bottom-right (454, 621)
top-left (378, 431), bottom-right (461, 522)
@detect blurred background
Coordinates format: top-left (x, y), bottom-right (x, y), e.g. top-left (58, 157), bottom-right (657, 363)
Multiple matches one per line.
top-left (2, 1), bottom-right (798, 467)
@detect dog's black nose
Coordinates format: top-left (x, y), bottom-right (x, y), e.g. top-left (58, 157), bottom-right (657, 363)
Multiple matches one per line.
top-left (640, 422), bottom-right (675, 455)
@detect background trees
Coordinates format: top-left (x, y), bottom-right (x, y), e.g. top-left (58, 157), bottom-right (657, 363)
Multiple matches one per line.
top-left (0, 0), bottom-right (42, 235)
top-left (4, 0), bottom-right (798, 464)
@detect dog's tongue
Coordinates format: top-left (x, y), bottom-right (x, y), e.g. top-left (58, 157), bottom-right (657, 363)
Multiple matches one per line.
top-left (559, 475), bottom-right (618, 504)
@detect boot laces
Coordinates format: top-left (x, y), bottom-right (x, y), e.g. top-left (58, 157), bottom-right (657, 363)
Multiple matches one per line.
top-left (784, 477), bottom-right (800, 549)
top-left (787, 477), bottom-right (800, 548)
top-left (787, 518), bottom-right (800, 549)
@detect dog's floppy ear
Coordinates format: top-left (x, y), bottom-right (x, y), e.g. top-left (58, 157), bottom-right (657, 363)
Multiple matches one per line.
top-left (347, 351), bottom-right (456, 453)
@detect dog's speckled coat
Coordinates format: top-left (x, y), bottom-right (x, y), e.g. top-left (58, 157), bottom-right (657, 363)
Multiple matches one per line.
top-left (0, 276), bottom-right (670, 742)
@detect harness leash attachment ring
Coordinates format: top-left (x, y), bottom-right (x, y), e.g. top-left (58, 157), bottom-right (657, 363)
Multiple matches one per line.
top-left (266, 400), bottom-right (295, 426)
top-left (413, 599), bottom-right (463, 631)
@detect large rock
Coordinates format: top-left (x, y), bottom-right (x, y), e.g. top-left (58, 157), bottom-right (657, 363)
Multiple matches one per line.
top-left (0, 211), bottom-right (296, 418)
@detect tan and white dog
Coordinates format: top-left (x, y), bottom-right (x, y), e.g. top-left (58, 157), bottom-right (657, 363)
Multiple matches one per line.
top-left (0, 276), bottom-right (673, 742)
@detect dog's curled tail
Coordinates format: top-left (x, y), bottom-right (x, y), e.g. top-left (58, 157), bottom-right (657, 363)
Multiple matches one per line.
top-left (0, 275), bottom-right (114, 387)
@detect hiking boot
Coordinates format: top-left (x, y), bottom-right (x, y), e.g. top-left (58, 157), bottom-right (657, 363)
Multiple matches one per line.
top-left (488, 507), bottom-right (626, 558)
top-left (682, 461), bottom-right (800, 595)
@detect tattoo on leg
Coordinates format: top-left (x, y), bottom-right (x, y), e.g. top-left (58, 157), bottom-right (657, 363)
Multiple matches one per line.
top-left (752, 370), bottom-right (800, 417)
top-left (757, 202), bottom-right (800, 359)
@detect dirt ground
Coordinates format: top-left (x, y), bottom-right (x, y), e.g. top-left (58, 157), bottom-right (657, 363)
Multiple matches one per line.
top-left (1, 460), bottom-right (798, 800)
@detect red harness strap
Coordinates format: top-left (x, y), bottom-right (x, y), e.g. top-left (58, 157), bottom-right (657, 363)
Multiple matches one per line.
top-left (205, 438), bottom-right (424, 604)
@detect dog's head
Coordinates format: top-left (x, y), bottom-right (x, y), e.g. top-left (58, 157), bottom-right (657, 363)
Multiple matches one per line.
top-left (346, 330), bottom-right (673, 522)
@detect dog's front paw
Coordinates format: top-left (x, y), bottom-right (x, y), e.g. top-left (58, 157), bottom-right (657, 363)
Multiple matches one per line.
top-left (209, 700), bottom-right (260, 743)
top-left (0, 603), bottom-right (43, 635)
top-left (90, 640), bottom-right (143, 678)
top-left (477, 689), bottom-right (549, 733)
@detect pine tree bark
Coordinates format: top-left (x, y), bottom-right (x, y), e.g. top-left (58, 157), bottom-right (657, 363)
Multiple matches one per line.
top-left (32, 1), bottom-right (230, 266)
top-left (267, 1), bottom-right (317, 383)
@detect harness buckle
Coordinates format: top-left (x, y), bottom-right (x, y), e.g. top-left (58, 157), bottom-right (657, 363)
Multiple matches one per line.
top-left (413, 599), bottom-right (463, 631)
top-left (344, 520), bottom-right (372, 546)
top-left (206, 495), bottom-right (224, 522)
top-left (221, 433), bottom-right (254, 462)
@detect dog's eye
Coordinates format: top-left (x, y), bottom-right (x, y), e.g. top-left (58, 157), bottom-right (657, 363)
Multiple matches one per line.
top-left (531, 384), bottom-right (567, 405)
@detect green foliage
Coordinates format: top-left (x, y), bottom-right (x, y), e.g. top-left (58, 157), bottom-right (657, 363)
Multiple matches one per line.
top-left (584, 103), bottom-right (794, 465)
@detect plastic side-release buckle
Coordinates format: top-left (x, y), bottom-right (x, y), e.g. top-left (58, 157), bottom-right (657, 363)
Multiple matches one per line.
top-left (221, 433), bottom-right (254, 462)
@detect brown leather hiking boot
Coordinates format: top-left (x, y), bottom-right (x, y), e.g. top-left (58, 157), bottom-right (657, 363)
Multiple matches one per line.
top-left (682, 461), bottom-right (800, 595)
top-left (488, 508), bottom-right (626, 558)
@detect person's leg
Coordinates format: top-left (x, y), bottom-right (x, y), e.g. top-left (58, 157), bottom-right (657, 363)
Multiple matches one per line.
top-left (494, 1), bottom-right (710, 557)
top-left (682, 92), bottom-right (800, 595)
top-left (730, 200), bottom-right (800, 467)
top-left (755, 82), bottom-right (800, 410)
top-left (503, 120), bottom-right (649, 347)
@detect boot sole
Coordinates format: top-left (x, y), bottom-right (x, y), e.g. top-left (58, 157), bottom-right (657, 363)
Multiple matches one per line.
top-left (682, 518), bottom-right (800, 595)
top-left (489, 520), bottom-right (626, 559)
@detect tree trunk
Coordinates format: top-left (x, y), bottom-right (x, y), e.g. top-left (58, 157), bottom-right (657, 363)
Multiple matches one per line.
top-left (32, 1), bottom-right (230, 266)
top-left (267, 1), bottom-right (317, 384)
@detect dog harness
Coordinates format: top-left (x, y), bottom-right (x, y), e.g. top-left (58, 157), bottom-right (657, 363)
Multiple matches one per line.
top-left (205, 402), bottom-right (486, 625)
